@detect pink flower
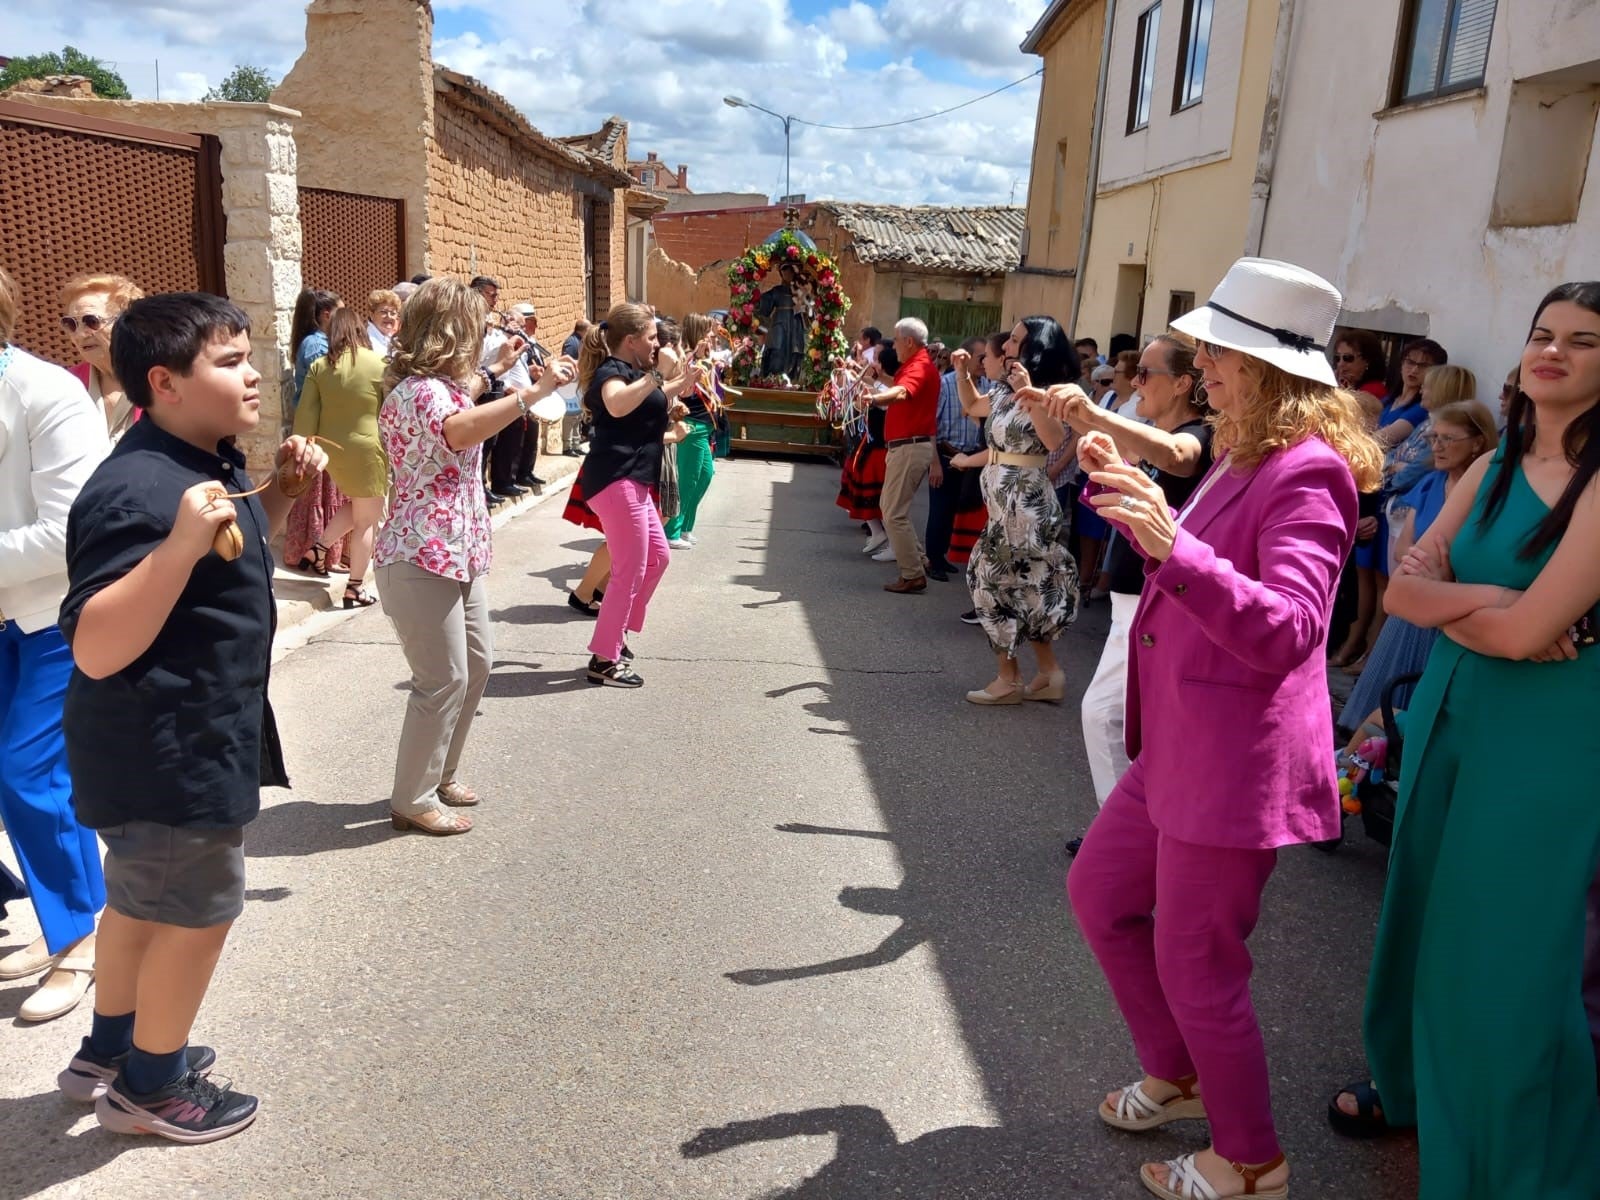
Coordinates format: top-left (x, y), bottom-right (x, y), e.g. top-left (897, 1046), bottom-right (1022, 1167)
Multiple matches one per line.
top-left (417, 539), bottom-right (454, 574)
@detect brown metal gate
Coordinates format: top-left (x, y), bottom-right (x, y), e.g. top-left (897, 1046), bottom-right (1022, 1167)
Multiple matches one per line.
top-left (0, 98), bottom-right (224, 366)
top-left (298, 187), bottom-right (405, 306)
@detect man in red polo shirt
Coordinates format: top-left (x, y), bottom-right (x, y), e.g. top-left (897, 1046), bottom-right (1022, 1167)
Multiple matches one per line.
top-left (869, 318), bottom-right (941, 593)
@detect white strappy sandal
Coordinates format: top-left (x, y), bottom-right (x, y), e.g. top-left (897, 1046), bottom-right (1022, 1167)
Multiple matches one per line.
top-left (1139, 1152), bottom-right (1289, 1200)
top-left (1098, 1075), bottom-right (1207, 1131)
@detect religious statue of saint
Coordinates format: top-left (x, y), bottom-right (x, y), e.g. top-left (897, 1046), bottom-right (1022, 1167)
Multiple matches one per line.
top-left (756, 261), bottom-right (811, 380)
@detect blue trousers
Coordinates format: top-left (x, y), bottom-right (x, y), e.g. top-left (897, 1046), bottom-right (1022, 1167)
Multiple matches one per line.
top-left (0, 622), bottom-right (103, 951)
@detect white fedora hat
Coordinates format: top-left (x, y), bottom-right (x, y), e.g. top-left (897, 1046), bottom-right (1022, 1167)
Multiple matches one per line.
top-left (1171, 257), bottom-right (1341, 387)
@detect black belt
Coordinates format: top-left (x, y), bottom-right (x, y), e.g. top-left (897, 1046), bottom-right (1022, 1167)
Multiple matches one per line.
top-left (886, 436), bottom-right (933, 449)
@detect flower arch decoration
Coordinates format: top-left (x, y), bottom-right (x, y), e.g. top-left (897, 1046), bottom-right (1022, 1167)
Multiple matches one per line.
top-left (725, 230), bottom-right (851, 391)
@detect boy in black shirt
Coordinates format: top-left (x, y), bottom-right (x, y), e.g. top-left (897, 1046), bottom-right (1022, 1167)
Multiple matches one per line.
top-left (55, 294), bottom-right (326, 1143)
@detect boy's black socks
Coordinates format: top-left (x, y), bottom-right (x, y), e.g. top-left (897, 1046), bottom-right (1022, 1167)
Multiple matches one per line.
top-left (88, 1010), bottom-right (135, 1059)
top-left (124, 1043), bottom-right (189, 1094)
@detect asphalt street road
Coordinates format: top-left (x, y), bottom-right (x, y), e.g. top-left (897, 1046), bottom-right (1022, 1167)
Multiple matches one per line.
top-left (0, 458), bottom-right (1416, 1199)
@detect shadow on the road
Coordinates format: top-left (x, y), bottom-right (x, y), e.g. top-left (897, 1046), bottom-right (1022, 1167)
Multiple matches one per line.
top-left (0, 1091), bottom-right (133, 1196)
top-left (683, 464), bottom-right (1418, 1199)
top-left (246, 799), bottom-right (397, 858)
top-left (490, 601), bottom-right (600, 626)
top-left (682, 1105), bottom-right (1092, 1198)
top-left (726, 886), bottom-right (923, 986)
top-left (483, 659), bottom-right (590, 698)
top-left (245, 886), bottom-right (292, 903)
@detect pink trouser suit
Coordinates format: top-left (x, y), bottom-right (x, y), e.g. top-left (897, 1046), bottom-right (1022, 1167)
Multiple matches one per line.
top-left (1068, 438), bottom-right (1357, 1164)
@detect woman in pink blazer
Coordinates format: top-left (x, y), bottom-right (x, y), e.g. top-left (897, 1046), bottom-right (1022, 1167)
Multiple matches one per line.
top-left (1064, 259), bottom-right (1382, 1200)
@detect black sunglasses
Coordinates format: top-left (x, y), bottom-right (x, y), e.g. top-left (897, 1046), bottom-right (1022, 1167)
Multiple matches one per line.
top-left (1332, 352), bottom-right (1359, 363)
top-left (61, 313), bottom-right (112, 334)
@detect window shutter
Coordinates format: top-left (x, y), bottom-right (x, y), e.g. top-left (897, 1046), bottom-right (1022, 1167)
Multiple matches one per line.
top-left (1442, 0), bottom-right (1497, 88)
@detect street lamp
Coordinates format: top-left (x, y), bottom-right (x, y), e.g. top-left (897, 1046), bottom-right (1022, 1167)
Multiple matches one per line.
top-left (724, 94), bottom-right (794, 201)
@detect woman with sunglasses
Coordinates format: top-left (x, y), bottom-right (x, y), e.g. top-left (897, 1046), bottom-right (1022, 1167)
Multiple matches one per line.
top-left (1044, 333), bottom-right (1212, 825)
top-left (1067, 259), bottom-right (1381, 1200)
top-left (60, 275), bottom-right (144, 444)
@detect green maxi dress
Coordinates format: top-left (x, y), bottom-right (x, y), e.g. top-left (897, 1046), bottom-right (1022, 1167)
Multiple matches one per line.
top-left (1364, 451), bottom-right (1600, 1199)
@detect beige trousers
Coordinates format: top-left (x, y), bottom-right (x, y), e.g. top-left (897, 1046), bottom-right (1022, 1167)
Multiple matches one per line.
top-left (881, 441), bottom-right (933, 579)
top-left (376, 561), bottom-right (493, 816)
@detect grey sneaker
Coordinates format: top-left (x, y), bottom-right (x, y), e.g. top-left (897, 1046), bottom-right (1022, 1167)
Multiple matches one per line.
top-left (59, 1042), bottom-right (217, 1102)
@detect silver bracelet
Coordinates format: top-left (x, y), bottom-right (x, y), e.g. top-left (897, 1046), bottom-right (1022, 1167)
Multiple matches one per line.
top-left (515, 394), bottom-right (529, 419)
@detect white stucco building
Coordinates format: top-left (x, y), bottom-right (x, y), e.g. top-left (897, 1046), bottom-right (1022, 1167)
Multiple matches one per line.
top-left (1259, 0), bottom-right (1599, 392)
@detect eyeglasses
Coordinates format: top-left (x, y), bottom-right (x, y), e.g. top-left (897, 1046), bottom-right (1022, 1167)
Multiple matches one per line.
top-left (1426, 432), bottom-right (1476, 446)
top-left (1133, 366), bottom-right (1174, 383)
top-left (61, 313), bottom-right (112, 334)
top-left (1402, 357), bottom-right (1434, 369)
top-left (1332, 353), bottom-right (1359, 364)
top-left (374, 308), bottom-right (400, 319)
top-left (1201, 340), bottom-right (1228, 358)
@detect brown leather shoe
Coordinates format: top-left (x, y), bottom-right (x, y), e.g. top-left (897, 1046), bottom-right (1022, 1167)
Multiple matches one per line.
top-left (883, 576), bottom-right (927, 594)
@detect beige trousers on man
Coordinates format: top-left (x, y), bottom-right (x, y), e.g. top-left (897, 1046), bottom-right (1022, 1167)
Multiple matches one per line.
top-left (881, 441), bottom-right (934, 579)
top-left (376, 561), bottom-right (493, 816)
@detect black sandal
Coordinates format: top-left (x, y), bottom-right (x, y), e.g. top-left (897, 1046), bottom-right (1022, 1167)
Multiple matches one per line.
top-left (305, 542), bottom-right (331, 577)
top-left (1328, 1080), bottom-right (1390, 1138)
top-left (342, 584), bottom-right (377, 609)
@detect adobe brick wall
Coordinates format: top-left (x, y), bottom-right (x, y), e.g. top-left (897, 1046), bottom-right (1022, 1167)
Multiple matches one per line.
top-left (429, 93), bottom-right (627, 449)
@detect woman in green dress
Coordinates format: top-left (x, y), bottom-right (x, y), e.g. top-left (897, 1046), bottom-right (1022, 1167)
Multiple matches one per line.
top-left (1359, 281), bottom-right (1600, 1198)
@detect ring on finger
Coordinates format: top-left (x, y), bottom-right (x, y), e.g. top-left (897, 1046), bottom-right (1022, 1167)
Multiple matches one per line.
top-left (1118, 496), bottom-right (1141, 512)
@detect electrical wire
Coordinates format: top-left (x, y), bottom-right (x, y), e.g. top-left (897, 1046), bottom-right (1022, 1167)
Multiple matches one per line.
top-left (788, 68), bottom-right (1043, 132)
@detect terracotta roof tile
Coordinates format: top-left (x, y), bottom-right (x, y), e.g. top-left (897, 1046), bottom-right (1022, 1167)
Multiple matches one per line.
top-left (821, 203), bottom-right (1024, 274)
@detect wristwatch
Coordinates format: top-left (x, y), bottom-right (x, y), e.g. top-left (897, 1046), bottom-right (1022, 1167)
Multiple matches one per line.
top-left (649, 368), bottom-right (666, 387)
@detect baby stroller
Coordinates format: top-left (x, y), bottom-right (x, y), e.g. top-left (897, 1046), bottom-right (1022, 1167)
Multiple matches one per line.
top-left (1354, 672), bottom-right (1422, 848)
top-left (1321, 672), bottom-right (1421, 852)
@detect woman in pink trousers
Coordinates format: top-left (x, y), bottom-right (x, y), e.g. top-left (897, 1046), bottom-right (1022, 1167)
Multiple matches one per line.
top-left (1064, 260), bottom-right (1382, 1200)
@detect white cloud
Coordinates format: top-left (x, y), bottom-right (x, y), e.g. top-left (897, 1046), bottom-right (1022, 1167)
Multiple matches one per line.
top-left (880, 0), bottom-right (1039, 72)
top-left (5, 0), bottom-right (1040, 206)
top-left (825, 2), bottom-right (890, 48)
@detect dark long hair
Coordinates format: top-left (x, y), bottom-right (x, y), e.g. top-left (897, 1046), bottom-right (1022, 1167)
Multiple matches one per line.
top-left (1334, 327), bottom-right (1388, 388)
top-left (290, 288), bottom-right (339, 356)
top-left (1479, 281), bottom-right (1600, 558)
top-left (1016, 315), bottom-right (1080, 388)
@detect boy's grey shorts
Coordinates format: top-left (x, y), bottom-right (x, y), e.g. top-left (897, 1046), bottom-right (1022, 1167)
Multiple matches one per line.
top-left (100, 821), bottom-right (246, 928)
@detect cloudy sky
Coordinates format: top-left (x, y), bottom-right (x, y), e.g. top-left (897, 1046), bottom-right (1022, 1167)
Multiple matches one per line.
top-left (6, 0), bottom-right (1045, 206)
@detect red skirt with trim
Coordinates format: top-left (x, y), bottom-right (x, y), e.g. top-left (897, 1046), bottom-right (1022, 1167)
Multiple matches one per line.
top-left (947, 464), bottom-right (987, 565)
top-left (836, 440), bottom-right (887, 522)
top-left (563, 475), bottom-right (661, 532)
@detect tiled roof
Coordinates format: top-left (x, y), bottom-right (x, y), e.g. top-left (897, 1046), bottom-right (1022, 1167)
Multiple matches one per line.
top-left (557, 116), bottom-right (627, 166)
top-left (821, 203), bottom-right (1024, 274)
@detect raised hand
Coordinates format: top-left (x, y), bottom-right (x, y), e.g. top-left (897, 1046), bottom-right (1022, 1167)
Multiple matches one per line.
top-left (1089, 461), bottom-right (1177, 561)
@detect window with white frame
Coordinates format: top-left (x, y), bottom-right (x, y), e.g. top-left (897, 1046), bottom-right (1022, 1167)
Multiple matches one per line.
top-left (1395, 0), bottom-right (1498, 104)
top-left (1128, 2), bottom-right (1162, 134)
top-left (1173, 0), bottom-right (1213, 111)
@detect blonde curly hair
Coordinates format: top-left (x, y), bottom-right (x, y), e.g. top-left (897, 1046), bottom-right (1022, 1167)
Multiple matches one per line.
top-left (384, 277), bottom-right (486, 392)
top-left (1214, 356), bottom-right (1383, 492)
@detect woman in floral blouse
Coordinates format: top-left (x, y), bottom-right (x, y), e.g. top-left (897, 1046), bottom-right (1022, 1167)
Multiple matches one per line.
top-left (374, 278), bottom-right (574, 836)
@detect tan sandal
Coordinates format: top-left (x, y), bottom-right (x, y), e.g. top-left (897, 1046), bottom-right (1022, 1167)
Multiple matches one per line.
top-left (436, 781), bottom-right (478, 807)
top-left (1100, 1074), bottom-right (1206, 1131)
top-left (391, 808), bottom-right (473, 836)
top-left (19, 953), bottom-right (95, 1023)
top-left (1140, 1152), bottom-right (1287, 1199)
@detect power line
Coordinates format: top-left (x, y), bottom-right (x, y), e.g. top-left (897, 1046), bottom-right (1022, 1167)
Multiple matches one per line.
top-left (789, 68), bottom-right (1043, 132)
